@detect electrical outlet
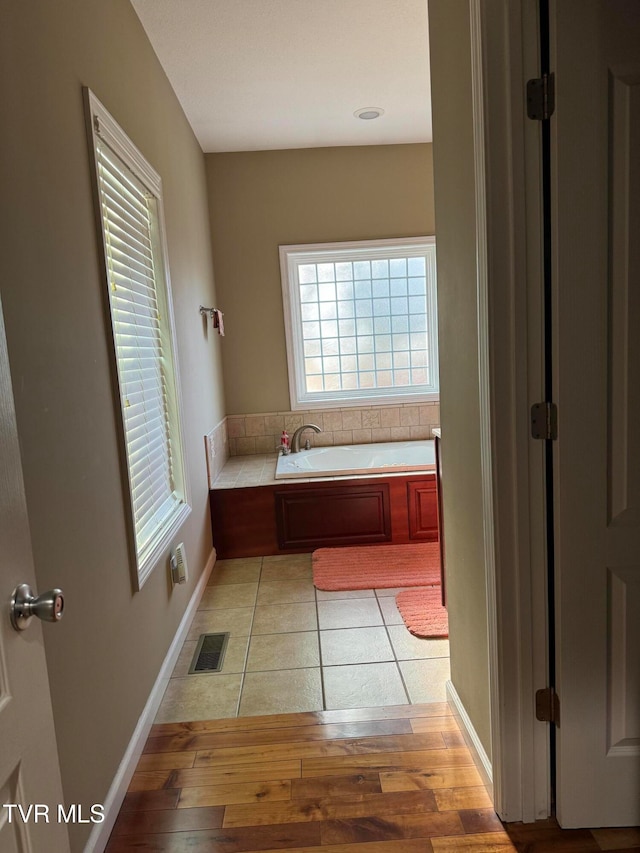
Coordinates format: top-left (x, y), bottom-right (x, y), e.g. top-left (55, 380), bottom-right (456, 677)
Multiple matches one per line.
top-left (169, 551), bottom-right (178, 584)
top-left (171, 542), bottom-right (188, 585)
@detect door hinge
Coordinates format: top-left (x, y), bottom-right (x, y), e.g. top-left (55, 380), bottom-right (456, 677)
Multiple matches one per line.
top-left (527, 72), bottom-right (555, 120)
top-left (536, 686), bottom-right (560, 724)
top-left (531, 401), bottom-right (558, 440)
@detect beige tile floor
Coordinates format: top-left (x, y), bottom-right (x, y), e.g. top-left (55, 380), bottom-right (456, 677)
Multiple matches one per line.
top-left (155, 553), bottom-right (450, 723)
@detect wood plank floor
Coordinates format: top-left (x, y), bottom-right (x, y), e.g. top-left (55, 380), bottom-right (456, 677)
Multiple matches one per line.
top-left (107, 703), bottom-right (640, 852)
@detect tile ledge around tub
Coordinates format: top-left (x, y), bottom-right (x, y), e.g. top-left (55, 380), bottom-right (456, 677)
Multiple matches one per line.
top-left (210, 453), bottom-right (437, 490)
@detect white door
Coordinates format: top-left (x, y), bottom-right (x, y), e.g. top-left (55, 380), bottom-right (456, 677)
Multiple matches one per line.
top-left (0, 296), bottom-right (70, 851)
top-left (552, 0), bottom-right (640, 827)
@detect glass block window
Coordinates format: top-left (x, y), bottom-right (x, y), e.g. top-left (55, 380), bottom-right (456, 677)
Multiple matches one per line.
top-left (280, 238), bottom-right (438, 409)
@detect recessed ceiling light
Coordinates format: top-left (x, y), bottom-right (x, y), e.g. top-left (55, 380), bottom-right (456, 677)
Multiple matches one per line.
top-left (354, 107), bottom-right (384, 120)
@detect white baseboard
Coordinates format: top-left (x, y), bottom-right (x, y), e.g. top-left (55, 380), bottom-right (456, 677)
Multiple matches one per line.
top-left (84, 548), bottom-right (217, 853)
top-left (446, 680), bottom-right (494, 801)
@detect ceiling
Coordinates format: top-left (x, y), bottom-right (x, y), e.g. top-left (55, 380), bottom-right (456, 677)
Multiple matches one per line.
top-left (130, 0), bottom-right (432, 153)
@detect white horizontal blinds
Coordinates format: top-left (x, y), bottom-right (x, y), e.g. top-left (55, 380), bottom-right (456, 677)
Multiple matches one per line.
top-left (96, 139), bottom-right (179, 557)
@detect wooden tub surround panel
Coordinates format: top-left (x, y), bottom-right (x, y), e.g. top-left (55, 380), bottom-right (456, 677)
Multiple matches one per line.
top-left (407, 479), bottom-right (438, 541)
top-left (210, 474), bottom-right (438, 558)
top-left (107, 702), bottom-right (640, 851)
top-left (275, 483), bottom-right (391, 550)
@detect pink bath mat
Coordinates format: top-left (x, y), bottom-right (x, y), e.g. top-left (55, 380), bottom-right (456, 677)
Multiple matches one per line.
top-left (312, 542), bottom-right (441, 591)
top-left (396, 586), bottom-right (449, 639)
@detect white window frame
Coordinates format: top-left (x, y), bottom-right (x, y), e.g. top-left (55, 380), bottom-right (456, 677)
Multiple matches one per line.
top-left (85, 89), bottom-right (190, 589)
top-left (279, 237), bottom-right (439, 410)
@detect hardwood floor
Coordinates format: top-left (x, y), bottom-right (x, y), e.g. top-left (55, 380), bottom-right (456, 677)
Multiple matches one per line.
top-left (107, 703), bottom-right (640, 852)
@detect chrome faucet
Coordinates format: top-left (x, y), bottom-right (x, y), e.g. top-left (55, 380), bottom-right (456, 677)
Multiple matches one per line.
top-left (290, 423), bottom-right (322, 453)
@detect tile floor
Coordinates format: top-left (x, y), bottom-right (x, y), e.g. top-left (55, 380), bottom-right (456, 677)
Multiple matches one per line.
top-left (155, 553), bottom-right (450, 724)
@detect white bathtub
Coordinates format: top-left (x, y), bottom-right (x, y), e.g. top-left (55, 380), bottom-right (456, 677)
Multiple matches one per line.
top-left (275, 439), bottom-right (435, 479)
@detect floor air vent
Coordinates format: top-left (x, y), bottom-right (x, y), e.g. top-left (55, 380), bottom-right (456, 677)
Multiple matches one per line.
top-left (189, 632), bottom-right (229, 674)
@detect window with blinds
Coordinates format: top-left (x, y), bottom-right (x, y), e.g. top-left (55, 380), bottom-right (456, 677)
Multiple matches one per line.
top-left (86, 90), bottom-right (189, 588)
top-left (280, 238), bottom-right (439, 410)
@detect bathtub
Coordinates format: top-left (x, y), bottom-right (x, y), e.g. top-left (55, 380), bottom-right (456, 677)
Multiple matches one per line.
top-left (275, 439), bottom-right (435, 479)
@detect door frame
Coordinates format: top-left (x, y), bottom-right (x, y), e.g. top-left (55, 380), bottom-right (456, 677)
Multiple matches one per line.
top-left (472, 0), bottom-right (551, 823)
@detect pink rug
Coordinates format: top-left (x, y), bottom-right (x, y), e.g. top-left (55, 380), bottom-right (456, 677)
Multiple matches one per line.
top-left (312, 542), bottom-right (441, 590)
top-left (395, 586), bottom-right (449, 639)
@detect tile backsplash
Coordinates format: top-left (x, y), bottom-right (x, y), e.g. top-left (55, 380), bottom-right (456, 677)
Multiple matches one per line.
top-left (226, 402), bottom-right (440, 457)
top-left (204, 417), bottom-right (229, 488)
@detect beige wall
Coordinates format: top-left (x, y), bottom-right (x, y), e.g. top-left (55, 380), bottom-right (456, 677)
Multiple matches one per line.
top-left (429, 1), bottom-right (492, 759)
top-left (0, 1), bottom-right (225, 849)
top-left (206, 144), bottom-right (435, 415)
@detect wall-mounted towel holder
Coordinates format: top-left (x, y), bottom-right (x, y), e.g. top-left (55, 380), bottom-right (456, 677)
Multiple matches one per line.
top-left (199, 306), bottom-right (224, 335)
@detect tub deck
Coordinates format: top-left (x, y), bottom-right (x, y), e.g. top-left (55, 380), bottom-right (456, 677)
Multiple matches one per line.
top-left (212, 444), bottom-right (435, 490)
